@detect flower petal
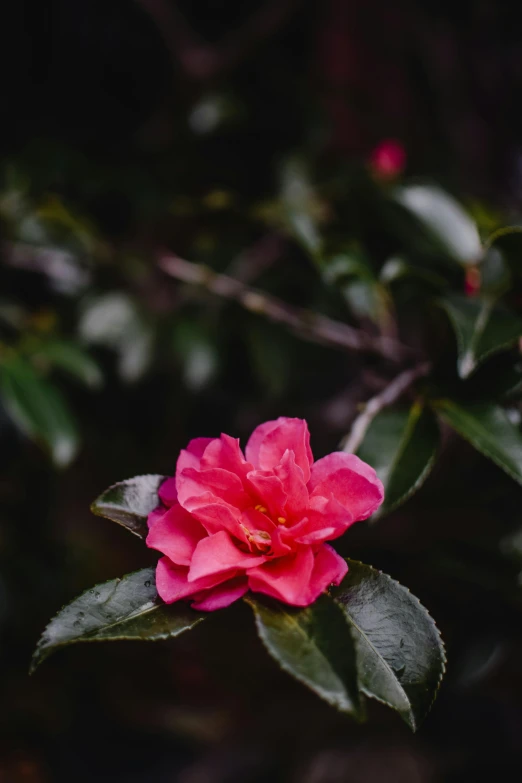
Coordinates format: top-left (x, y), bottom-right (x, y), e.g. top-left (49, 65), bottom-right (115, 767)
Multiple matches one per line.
top-left (304, 545), bottom-right (348, 604)
top-left (309, 452), bottom-right (384, 520)
top-left (283, 495), bottom-right (352, 545)
top-left (147, 504), bottom-right (167, 529)
top-left (247, 549), bottom-right (315, 606)
top-left (293, 526), bottom-right (338, 545)
top-left (246, 469), bottom-right (287, 518)
top-left (146, 503), bottom-right (206, 565)
top-left (245, 417), bottom-right (313, 482)
top-left (179, 497), bottom-right (248, 544)
top-left (176, 437), bottom-right (215, 475)
top-left (177, 466), bottom-right (251, 511)
top-left (201, 434), bottom-right (252, 478)
top-left (275, 449), bottom-right (309, 521)
top-left (158, 477), bottom-right (178, 506)
top-left (188, 530), bottom-right (267, 582)
top-left (191, 576), bottom-right (248, 611)
top-left (155, 556), bottom-right (231, 604)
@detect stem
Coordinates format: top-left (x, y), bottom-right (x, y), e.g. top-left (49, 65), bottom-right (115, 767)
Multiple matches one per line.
top-left (482, 225), bottom-right (522, 255)
top-left (159, 255), bottom-right (414, 362)
top-left (341, 362), bottom-right (432, 453)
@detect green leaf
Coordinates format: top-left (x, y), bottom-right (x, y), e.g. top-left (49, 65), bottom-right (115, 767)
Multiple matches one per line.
top-left (0, 357), bottom-right (79, 466)
top-left (480, 247), bottom-right (511, 296)
top-left (380, 257), bottom-right (448, 289)
top-left (91, 475), bottom-right (167, 538)
top-left (246, 593), bottom-right (361, 716)
top-left (324, 251), bottom-right (393, 328)
top-left (467, 359), bottom-right (522, 402)
top-left (31, 568), bottom-right (205, 672)
top-left (395, 185), bottom-right (481, 264)
top-left (79, 293), bottom-right (154, 383)
top-left (433, 399), bottom-right (522, 485)
top-left (33, 339), bottom-right (103, 389)
top-left (439, 294), bottom-right (522, 378)
top-left (356, 405), bottom-right (439, 518)
top-left (333, 560), bottom-right (446, 731)
top-left (280, 158), bottom-right (323, 260)
top-left (172, 321), bottom-right (218, 392)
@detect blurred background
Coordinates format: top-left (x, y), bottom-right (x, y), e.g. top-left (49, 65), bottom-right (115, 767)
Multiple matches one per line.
top-left (2, 1), bottom-right (522, 780)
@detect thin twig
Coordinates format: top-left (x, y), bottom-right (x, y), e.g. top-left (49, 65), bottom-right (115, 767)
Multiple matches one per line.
top-left (225, 234), bottom-right (285, 284)
top-left (159, 254), bottom-right (414, 362)
top-left (341, 362), bottom-right (432, 454)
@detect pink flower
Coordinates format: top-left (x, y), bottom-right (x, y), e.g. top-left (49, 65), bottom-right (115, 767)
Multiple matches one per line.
top-left (369, 139), bottom-right (406, 180)
top-left (147, 417), bottom-right (384, 611)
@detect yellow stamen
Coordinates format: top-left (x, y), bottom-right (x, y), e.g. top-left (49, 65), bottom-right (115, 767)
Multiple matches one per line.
top-left (254, 504), bottom-right (267, 514)
top-left (277, 517), bottom-right (287, 525)
top-left (256, 531), bottom-right (271, 540)
top-left (249, 529), bottom-right (272, 555)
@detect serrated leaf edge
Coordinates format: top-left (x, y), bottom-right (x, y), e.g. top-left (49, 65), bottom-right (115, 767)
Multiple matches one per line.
top-left (335, 559), bottom-right (447, 732)
top-left (244, 594), bottom-right (363, 718)
top-left (31, 567), bottom-right (205, 673)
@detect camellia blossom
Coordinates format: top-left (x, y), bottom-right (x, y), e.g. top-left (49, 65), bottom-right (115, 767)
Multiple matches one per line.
top-left (147, 417), bottom-right (384, 611)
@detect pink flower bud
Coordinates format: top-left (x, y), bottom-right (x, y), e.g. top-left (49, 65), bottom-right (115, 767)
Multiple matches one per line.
top-left (464, 266), bottom-right (481, 297)
top-left (369, 139), bottom-right (406, 179)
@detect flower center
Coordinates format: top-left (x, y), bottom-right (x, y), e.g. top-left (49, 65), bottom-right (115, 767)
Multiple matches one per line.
top-left (240, 524), bottom-right (272, 555)
top-left (240, 502), bottom-right (289, 555)
top-left (254, 504), bottom-right (287, 525)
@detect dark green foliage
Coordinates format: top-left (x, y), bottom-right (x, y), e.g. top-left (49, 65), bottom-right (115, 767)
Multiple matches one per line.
top-left (31, 568), bottom-right (206, 672)
top-left (434, 400), bottom-right (522, 485)
top-left (91, 475), bottom-right (167, 538)
top-left (356, 405), bottom-right (439, 518)
top-left (246, 594), bottom-right (361, 716)
top-left (333, 560), bottom-right (446, 731)
top-left (0, 356), bottom-right (79, 466)
top-left (439, 295), bottom-right (522, 378)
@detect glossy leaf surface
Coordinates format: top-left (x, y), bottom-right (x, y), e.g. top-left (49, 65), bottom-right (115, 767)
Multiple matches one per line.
top-left (246, 594), bottom-right (361, 716)
top-left (356, 405), bottom-right (439, 518)
top-left (91, 474), bottom-right (167, 538)
top-left (439, 294), bottom-right (522, 378)
top-left (333, 560), bottom-right (446, 730)
top-left (31, 567), bottom-right (205, 672)
top-left (434, 399), bottom-right (522, 485)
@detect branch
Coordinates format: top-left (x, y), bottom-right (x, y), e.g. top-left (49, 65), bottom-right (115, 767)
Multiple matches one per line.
top-left (341, 362), bottom-right (432, 453)
top-left (224, 233), bottom-right (285, 284)
top-left (159, 255), bottom-right (415, 362)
